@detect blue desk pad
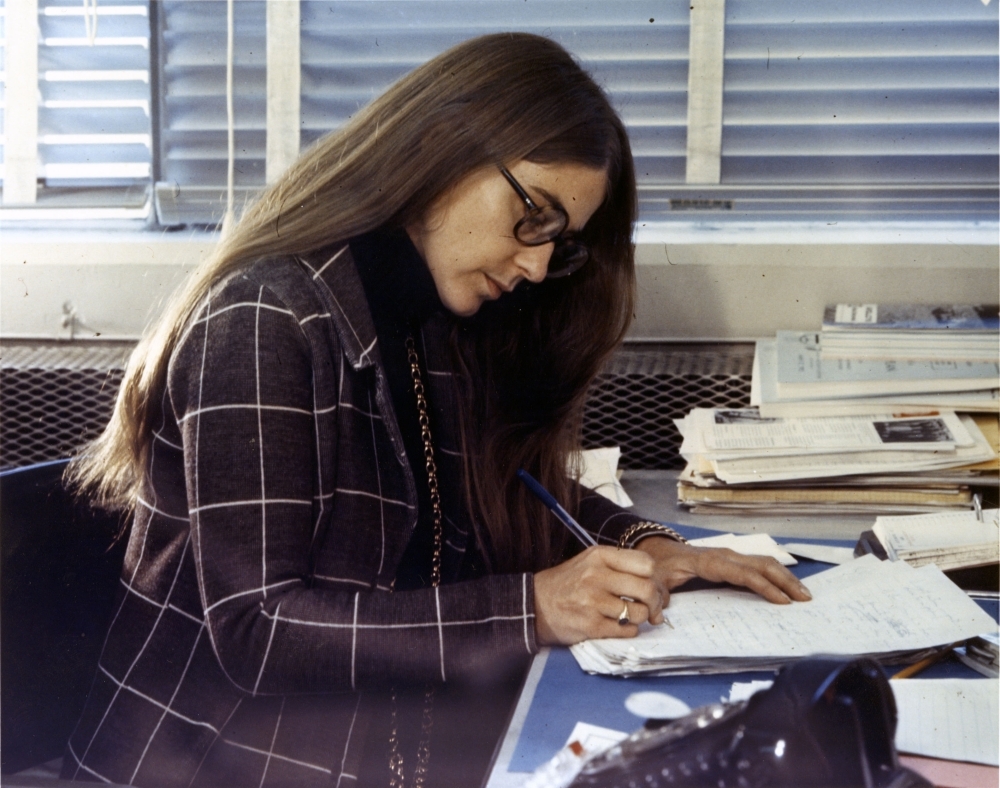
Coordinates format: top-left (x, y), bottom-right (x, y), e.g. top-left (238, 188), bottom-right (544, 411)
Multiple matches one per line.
top-left (510, 524), bottom-right (999, 773)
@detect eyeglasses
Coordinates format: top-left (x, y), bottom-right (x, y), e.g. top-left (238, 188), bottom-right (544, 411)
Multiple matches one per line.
top-left (499, 166), bottom-right (590, 279)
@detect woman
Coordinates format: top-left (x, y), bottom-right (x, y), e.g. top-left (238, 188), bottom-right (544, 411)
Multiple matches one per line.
top-left (63, 33), bottom-right (809, 787)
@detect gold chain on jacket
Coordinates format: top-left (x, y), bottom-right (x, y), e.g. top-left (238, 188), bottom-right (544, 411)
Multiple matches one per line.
top-left (405, 334), bottom-right (443, 588)
top-left (387, 334), bottom-right (443, 788)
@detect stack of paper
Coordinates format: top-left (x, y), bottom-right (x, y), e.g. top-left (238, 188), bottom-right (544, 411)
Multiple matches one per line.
top-left (956, 633), bottom-right (999, 678)
top-left (692, 303), bottom-right (999, 515)
top-left (752, 333), bottom-right (999, 418)
top-left (872, 509), bottom-right (1000, 571)
top-left (571, 555), bottom-right (998, 676)
top-left (675, 407), bottom-right (992, 514)
top-left (821, 303), bottom-right (999, 363)
top-left (752, 326), bottom-right (999, 420)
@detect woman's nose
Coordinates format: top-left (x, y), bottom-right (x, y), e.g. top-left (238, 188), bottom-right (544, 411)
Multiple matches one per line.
top-left (514, 243), bottom-right (553, 283)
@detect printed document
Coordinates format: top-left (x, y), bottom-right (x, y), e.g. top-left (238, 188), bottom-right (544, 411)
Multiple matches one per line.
top-left (679, 407), bottom-right (973, 460)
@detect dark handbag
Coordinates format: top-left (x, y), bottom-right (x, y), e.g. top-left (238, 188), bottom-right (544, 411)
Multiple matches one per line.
top-left (569, 658), bottom-right (931, 788)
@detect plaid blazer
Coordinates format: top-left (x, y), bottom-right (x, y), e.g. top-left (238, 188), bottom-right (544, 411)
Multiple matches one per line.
top-left (63, 244), bottom-right (643, 787)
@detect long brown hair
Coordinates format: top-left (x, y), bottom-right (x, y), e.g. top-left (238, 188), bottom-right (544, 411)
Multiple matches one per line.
top-left (68, 32), bottom-right (636, 573)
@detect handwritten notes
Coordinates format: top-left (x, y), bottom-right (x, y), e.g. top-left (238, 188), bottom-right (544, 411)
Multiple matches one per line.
top-left (571, 555), bottom-right (998, 676)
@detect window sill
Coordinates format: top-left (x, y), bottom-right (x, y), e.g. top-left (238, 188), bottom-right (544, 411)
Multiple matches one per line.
top-left (637, 220), bottom-right (999, 246)
top-left (3, 219), bottom-right (997, 248)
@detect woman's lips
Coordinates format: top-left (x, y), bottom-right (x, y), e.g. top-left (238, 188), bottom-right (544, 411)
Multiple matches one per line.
top-left (484, 275), bottom-right (503, 299)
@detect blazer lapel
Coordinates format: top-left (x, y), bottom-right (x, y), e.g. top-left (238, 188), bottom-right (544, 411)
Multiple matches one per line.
top-left (296, 244), bottom-right (378, 371)
top-left (298, 243), bottom-right (420, 584)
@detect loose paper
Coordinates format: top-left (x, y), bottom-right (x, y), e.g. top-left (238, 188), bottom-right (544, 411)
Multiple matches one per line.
top-left (572, 447), bottom-right (633, 508)
top-left (688, 532), bottom-right (797, 566)
top-left (891, 679), bottom-right (999, 766)
top-left (731, 677), bottom-right (1000, 766)
top-left (571, 556), bottom-right (998, 676)
top-left (782, 543), bottom-right (856, 565)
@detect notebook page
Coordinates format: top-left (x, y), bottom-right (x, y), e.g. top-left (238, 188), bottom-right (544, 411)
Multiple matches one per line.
top-left (874, 509), bottom-right (999, 552)
top-left (729, 679), bottom-right (1000, 766)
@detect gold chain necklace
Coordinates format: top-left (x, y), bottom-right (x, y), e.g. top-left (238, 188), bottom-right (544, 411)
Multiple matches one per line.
top-left (387, 335), bottom-right (443, 788)
top-left (405, 334), bottom-right (443, 588)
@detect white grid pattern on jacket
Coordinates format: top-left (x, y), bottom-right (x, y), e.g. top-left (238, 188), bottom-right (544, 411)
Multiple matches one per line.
top-left (63, 246), bottom-right (643, 787)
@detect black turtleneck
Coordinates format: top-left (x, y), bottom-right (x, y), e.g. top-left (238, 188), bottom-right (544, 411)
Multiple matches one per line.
top-left (350, 228), bottom-right (446, 591)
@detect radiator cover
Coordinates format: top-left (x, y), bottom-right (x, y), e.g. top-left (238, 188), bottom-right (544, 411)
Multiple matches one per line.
top-left (582, 343), bottom-right (753, 468)
top-left (1, 341), bottom-right (753, 471)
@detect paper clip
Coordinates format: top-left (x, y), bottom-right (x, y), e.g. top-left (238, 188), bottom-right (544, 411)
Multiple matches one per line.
top-left (973, 493), bottom-right (983, 523)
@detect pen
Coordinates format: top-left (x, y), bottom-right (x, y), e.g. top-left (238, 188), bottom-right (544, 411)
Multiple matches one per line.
top-left (516, 468), bottom-right (673, 630)
top-left (890, 642), bottom-right (960, 680)
top-left (517, 468), bottom-right (596, 548)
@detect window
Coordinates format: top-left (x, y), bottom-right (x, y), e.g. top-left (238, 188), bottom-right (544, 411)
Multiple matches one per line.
top-left (154, 0), bottom-right (1000, 230)
top-left (153, 0), bottom-right (689, 226)
top-left (708, 0), bottom-right (999, 222)
top-left (3, 0), bottom-right (997, 230)
top-left (0, 0), bottom-right (152, 220)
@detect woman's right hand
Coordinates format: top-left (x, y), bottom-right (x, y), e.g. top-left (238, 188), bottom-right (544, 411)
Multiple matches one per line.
top-left (532, 546), bottom-right (665, 645)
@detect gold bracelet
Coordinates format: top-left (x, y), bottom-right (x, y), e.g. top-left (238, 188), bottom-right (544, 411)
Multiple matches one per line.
top-left (618, 521), bottom-right (688, 549)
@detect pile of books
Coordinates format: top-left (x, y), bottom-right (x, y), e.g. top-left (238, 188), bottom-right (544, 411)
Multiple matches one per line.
top-left (674, 303), bottom-right (998, 516)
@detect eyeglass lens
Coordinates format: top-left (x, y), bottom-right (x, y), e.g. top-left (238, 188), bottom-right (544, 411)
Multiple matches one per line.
top-left (515, 209), bottom-right (567, 243)
top-left (502, 165), bottom-right (591, 278)
top-left (547, 240), bottom-right (589, 277)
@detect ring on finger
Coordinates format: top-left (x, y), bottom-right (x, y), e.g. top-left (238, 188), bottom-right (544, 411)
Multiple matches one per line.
top-left (617, 601), bottom-right (630, 626)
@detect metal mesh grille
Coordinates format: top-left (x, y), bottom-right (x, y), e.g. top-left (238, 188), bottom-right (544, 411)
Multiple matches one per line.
top-left (1, 342), bottom-right (132, 470)
top-left (583, 343), bottom-right (754, 470)
top-left (0, 340), bottom-right (753, 471)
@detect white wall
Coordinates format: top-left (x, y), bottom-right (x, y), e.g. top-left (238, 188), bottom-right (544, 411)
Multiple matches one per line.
top-left (632, 241), bottom-right (999, 339)
top-left (2, 231), bottom-right (208, 340)
top-left (2, 230), bottom-right (997, 340)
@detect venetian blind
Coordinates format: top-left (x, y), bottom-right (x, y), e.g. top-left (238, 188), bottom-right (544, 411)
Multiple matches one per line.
top-left (154, 0), bottom-right (687, 226)
top-left (152, 0), bottom-right (998, 227)
top-left (700, 0), bottom-right (999, 221)
top-left (0, 0), bottom-right (152, 214)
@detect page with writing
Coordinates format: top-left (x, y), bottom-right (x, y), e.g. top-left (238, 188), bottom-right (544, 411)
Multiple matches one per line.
top-left (890, 679), bottom-right (999, 766)
top-left (799, 553), bottom-right (885, 592)
top-left (636, 563), bottom-right (987, 658)
top-left (874, 509), bottom-right (1000, 552)
top-left (571, 556), bottom-right (998, 675)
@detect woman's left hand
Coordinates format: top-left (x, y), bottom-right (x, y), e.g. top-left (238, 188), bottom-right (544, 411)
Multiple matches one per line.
top-left (634, 536), bottom-right (813, 608)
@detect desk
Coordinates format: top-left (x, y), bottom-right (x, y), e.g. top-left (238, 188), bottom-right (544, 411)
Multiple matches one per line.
top-left (484, 499), bottom-right (1000, 788)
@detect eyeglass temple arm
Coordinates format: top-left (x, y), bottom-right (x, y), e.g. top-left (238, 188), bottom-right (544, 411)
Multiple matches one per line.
top-left (498, 165), bottom-right (539, 211)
